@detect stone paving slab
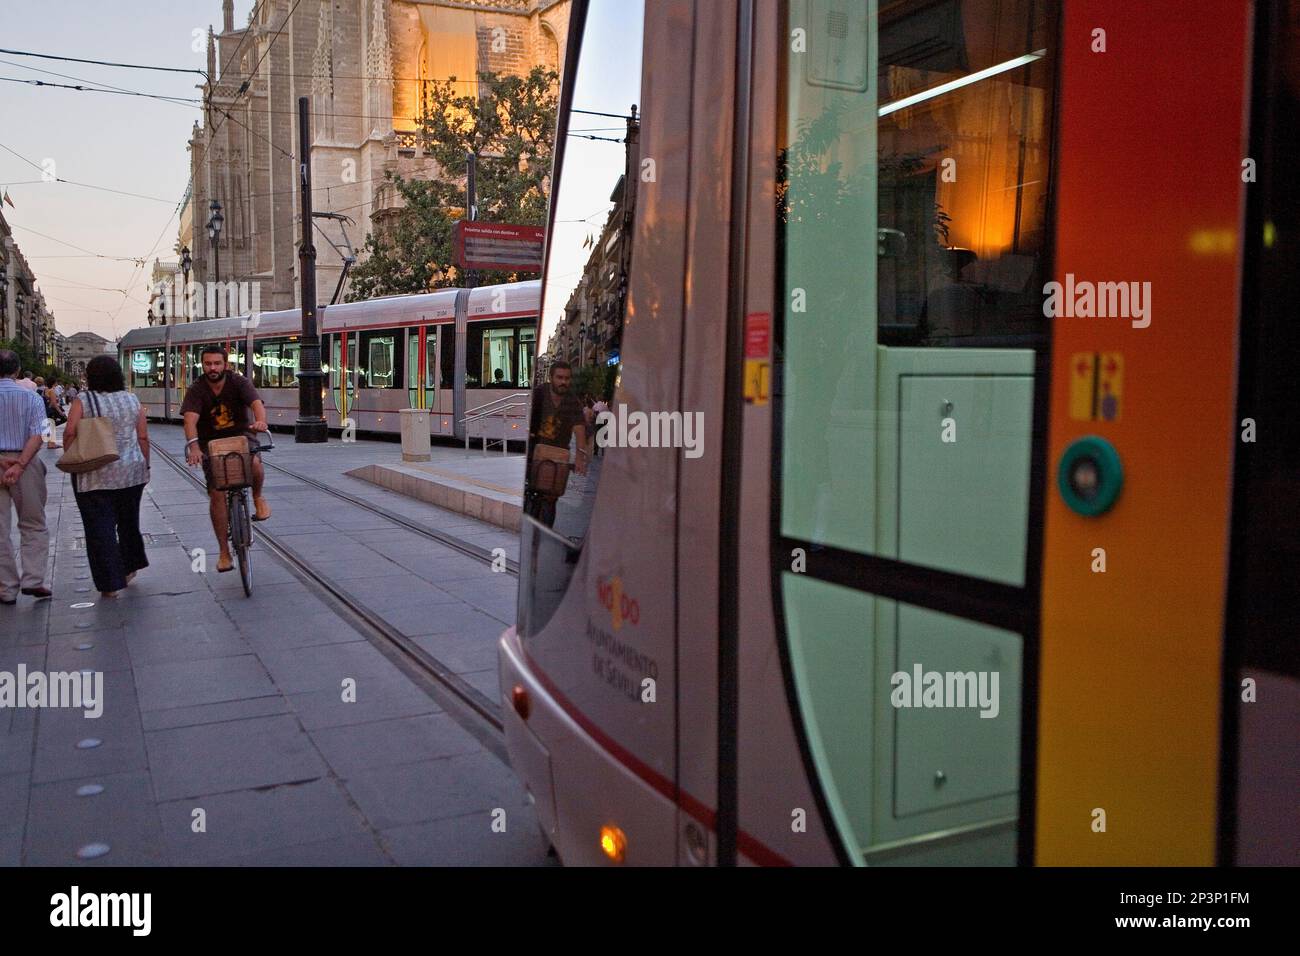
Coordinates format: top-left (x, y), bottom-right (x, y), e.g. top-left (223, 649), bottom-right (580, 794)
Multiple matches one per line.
top-left (0, 431), bottom-right (546, 866)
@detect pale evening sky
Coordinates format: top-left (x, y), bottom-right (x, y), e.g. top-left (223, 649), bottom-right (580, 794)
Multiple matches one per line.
top-left (0, 1), bottom-right (257, 343)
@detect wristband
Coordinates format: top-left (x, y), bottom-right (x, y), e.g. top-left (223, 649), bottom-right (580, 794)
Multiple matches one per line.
top-left (185, 438), bottom-right (199, 448)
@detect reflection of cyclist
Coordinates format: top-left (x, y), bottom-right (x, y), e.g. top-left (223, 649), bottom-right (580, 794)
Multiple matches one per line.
top-left (181, 346), bottom-right (270, 573)
top-left (525, 361), bottom-right (587, 527)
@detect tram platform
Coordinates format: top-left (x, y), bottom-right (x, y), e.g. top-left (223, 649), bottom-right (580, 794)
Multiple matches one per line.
top-left (0, 427), bottom-right (550, 866)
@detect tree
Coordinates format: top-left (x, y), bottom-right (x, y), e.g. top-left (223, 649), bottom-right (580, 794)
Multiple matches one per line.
top-left (347, 67), bottom-right (558, 301)
top-left (0, 337), bottom-right (68, 385)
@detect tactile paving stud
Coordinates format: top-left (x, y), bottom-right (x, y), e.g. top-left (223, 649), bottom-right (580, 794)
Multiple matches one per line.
top-left (75, 587), bottom-right (90, 593)
top-left (76, 784), bottom-right (104, 797)
top-left (75, 623), bottom-right (93, 630)
top-left (76, 738), bottom-right (102, 750)
top-left (76, 574), bottom-right (90, 580)
top-left (70, 602), bottom-right (94, 609)
top-left (74, 642), bottom-right (94, 651)
top-left (76, 843), bottom-right (110, 860)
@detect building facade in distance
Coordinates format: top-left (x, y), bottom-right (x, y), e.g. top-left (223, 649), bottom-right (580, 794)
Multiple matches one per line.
top-left (181, 0), bottom-right (570, 314)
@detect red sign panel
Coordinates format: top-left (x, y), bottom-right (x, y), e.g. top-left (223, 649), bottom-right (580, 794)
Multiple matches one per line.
top-left (452, 221), bottom-right (545, 272)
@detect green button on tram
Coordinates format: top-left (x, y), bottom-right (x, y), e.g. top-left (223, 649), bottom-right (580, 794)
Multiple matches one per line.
top-left (1057, 435), bottom-right (1123, 516)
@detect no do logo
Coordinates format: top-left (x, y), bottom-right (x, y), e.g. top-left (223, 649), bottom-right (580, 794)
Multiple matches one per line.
top-left (597, 576), bottom-right (640, 632)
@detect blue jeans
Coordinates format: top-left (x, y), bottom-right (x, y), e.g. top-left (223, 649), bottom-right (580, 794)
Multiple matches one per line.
top-left (74, 483), bottom-right (148, 593)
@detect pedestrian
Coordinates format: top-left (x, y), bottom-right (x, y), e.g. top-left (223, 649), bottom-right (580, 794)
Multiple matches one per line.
top-left (43, 385), bottom-right (66, 447)
top-left (16, 369), bottom-right (38, 392)
top-left (591, 394), bottom-right (610, 457)
top-left (62, 355), bottom-right (151, 598)
top-left (54, 381), bottom-right (64, 408)
top-left (0, 349), bottom-right (52, 604)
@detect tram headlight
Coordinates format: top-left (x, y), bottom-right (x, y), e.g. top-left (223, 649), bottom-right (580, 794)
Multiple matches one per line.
top-left (510, 684), bottom-right (530, 720)
top-left (599, 825), bottom-right (627, 864)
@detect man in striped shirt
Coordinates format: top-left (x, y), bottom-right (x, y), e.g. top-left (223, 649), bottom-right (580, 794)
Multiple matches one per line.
top-left (0, 349), bottom-right (51, 604)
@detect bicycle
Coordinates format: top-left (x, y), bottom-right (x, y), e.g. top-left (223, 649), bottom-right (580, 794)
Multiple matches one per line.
top-left (204, 431), bottom-right (273, 597)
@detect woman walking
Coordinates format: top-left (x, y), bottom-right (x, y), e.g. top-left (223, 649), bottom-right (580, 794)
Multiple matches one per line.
top-left (43, 386), bottom-right (66, 448)
top-left (62, 356), bottom-right (151, 598)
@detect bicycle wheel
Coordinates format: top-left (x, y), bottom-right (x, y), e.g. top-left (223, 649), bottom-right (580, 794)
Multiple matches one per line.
top-left (229, 491), bottom-right (254, 596)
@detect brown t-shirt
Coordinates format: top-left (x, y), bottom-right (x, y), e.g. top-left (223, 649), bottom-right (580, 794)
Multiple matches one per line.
top-left (180, 371), bottom-right (260, 448)
top-left (530, 384), bottom-right (585, 450)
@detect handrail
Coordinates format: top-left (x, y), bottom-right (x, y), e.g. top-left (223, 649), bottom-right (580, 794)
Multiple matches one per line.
top-left (464, 391), bottom-right (528, 418)
top-left (459, 400), bottom-right (528, 426)
top-left (461, 399), bottom-right (529, 456)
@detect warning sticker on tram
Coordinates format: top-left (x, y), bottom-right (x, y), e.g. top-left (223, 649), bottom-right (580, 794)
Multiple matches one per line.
top-left (1069, 351), bottom-right (1123, 422)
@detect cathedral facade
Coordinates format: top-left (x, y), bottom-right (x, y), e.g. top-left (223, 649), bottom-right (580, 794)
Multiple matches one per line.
top-left (184, 0), bottom-right (570, 314)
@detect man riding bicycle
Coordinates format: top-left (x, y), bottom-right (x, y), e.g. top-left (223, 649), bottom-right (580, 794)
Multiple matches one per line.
top-left (181, 346), bottom-right (271, 573)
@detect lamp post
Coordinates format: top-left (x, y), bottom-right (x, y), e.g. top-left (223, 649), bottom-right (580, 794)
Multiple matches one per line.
top-left (207, 200), bottom-right (224, 283)
top-left (179, 246), bottom-right (192, 324)
top-left (294, 96), bottom-right (327, 443)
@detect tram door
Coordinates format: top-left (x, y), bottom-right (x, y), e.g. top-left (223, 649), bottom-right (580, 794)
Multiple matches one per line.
top-left (407, 327), bottom-right (438, 411)
top-left (722, 0), bottom-right (1061, 866)
top-left (330, 332), bottom-right (357, 422)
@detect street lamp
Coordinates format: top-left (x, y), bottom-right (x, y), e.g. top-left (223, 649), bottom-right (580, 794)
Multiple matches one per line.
top-left (207, 200), bottom-right (224, 283)
top-left (579, 320), bottom-right (589, 367)
top-left (179, 245), bottom-right (192, 324)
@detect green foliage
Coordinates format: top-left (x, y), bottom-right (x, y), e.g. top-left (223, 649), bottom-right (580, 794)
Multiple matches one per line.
top-left (570, 362), bottom-right (613, 402)
top-left (347, 67), bottom-right (558, 302)
top-left (0, 338), bottom-right (69, 385)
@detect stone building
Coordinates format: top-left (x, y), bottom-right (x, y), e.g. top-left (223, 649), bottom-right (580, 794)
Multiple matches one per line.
top-left (181, 0), bottom-right (570, 313)
top-left (64, 331), bottom-right (115, 380)
top-left (1, 209), bottom-right (58, 363)
top-left (545, 111), bottom-right (639, 382)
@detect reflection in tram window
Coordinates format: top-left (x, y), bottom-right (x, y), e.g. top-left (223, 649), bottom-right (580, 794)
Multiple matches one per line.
top-left (517, 0), bottom-right (643, 638)
top-left (424, 332), bottom-right (438, 389)
top-left (359, 331), bottom-right (402, 388)
top-left (877, 0), bottom-right (1055, 347)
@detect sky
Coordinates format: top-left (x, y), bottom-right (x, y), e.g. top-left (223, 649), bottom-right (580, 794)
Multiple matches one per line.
top-left (0, 0), bottom-right (638, 348)
top-left (539, 0), bottom-right (644, 348)
top-left (0, 0), bottom-right (256, 343)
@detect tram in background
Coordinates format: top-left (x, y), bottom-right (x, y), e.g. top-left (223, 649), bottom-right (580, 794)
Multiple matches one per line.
top-left (118, 279), bottom-right (540, 444)
top-left (500, 0), bottom-right (1299, 866)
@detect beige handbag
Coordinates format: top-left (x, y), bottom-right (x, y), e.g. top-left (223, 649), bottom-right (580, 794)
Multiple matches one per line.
top-left (56, 392), bottom-right (120, 474)
top-left (529, 442), bottom-right (571, 498)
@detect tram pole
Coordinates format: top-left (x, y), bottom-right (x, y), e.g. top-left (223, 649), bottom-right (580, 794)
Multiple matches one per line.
top-left (295, 96), bottom-right (328, 443)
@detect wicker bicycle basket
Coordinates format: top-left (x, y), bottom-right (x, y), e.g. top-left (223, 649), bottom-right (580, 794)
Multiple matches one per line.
top-left (207, 436), bottom-right (253, 490)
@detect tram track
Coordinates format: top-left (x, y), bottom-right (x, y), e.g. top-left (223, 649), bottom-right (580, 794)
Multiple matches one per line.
top-left (259, 458), bottom-right (519, 576)
top-left (152, 442), bottom-right (506, 734)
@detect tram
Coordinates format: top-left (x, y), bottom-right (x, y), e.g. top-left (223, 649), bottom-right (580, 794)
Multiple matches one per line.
top-left (499, 0), bottom-right (1298, 865)
top-left (118, 279), bottom-right (540, 443)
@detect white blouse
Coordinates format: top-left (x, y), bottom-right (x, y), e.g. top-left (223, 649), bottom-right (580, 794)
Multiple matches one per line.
top-left (73, 390), bottom-right (150, 492)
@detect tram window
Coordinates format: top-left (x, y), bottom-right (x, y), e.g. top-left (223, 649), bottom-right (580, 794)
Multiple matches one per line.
top-left (425, 331), bottom-right (438, 389)
top-left (519, 327), bottom-right (536, 387)
top-left (469, 320), bottom-right (534, 388)
top-left (129, 349), bottom-right (163, 389)
top-left (876, 0), bottom-right (1056, 347)
top-left (779, 0), bottom-right (1055, 558)
top-left (358, 330), bottom-right (403, 389)
top-left (520, 0), bottom-right (642, 580)
top-left (255, 341), bottom-right (281, 389)
top-left (482, 326), bottom-right (515, 387)
top-left (441, 324), bottom-right (456, 390)
top-left (279, 341), bottom-right (300, 387)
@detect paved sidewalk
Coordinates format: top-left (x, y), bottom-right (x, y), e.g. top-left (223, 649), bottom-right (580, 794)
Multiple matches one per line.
top-left (0, 435), bottom-right (550, 866)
